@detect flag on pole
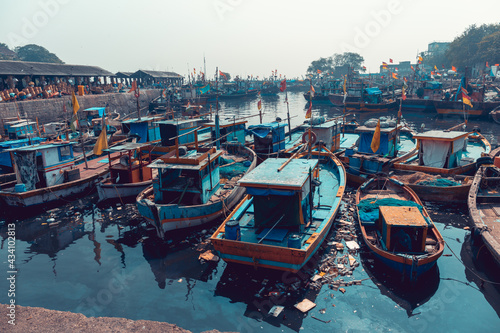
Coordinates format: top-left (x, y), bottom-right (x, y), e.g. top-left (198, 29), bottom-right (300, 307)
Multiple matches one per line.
top-left (70, 91), bottom-right (80, 132)
top-left (434, 65), bottom-right (438, 70)
top-left (370, 119), bottom-right (381, 153)
top-left (486, 61), bottom-right (489, 68)
top-left (257, 99), bottom-right (262, 111)
top-left (411, 65), bottom-right (415, 71)
top-left (310, 84), bottom-right (315, 98)
top-left (316, 69), bottom-right (322, 74)
top-left (219, 71), bottom-right (227, 79)
top-left (93, 115), bottom-right (108, 155)
top-left (392, 72), bottom-right (398, 79)
top-left (343, 76), bottom-right (347, 94)
top-left (451, 66), bottom-right (457, 72)
top-left (382, 62), bottom-right (388, 69)
top-left (305, 101), bottom-right (312, 119)
top-left (461, 88), bottom-right (473, 108)
top-left (402, 86), bottom-right (407, 101)
top-left (279, 79), bottom-right (287, 92)
top-left (389, 58), bottom-right (393, 63)
top-left (128, 80), bottom-right (137, 93)
top-left (418, 56), bottom-right (423, 62)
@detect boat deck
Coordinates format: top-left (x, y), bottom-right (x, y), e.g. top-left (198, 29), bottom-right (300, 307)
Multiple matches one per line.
top-left (77, 153), bottom-right (120, 179)
top-left (219, 166), bottom-right (339, 250)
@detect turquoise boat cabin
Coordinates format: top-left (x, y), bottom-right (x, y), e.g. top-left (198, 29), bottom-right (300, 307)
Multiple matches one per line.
top-left (412, 130), bottom-right (474, 169)
top-left (0, 137), bottom-right (47, 171)
top-left (7, 142), bottom-right (77, 192)
top-left (362, 87), bottom-right (383, 104)
top-left (202, 118), bottom-right (247, 145)
top-left (82, 107), bottom-right (117, 136)
top-left (234, 158), bottom-right (318, 237)
top-left (121, 116), bottom-right (164, 143)
top-left (148, 147), bottom-right (222, 206)
top-left (248, 122), bottom-right (287, 155)
top-left (155, 119), bottom-right (211, 147)
top-left (3, 119), bottom-right (37, 140)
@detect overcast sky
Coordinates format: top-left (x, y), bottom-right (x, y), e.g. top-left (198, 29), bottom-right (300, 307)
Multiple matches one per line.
top-left (1, 0), bottom-right (498, 79)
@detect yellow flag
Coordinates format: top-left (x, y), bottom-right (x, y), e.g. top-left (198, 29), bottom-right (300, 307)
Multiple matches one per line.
top-left (93, 119), bottom-right (108, 155)
top-left (371, 119), bottom-right (381, 153)
top-left (70, 91), bottom-right (80, 132)
top-left (343, 76), bottom-right (347, 94)
top-left (463, 95), bottom-right (473, 108)
top-left (71, 91), bottom-right (80, 114)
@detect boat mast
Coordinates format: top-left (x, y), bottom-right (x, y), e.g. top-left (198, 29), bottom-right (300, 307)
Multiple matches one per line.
top-left (215, 67), bottom-right (220, 149)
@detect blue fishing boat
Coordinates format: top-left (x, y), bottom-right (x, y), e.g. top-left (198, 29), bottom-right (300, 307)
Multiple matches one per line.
top-left (136, 143), bottom-right (257, 238)
top-left (3, 118), bottom-right (37, 140)
top-left (356, 177), bottom-right (444, 282)
top-left (0, 141), bottom-right (115, 208)
top-left (0, 137), bottom-right (47, 172)
top-left (211, 146), bottom-right (346, 272)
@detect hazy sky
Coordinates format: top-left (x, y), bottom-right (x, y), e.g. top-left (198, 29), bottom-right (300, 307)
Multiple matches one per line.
top-left (1, 0), bottom-right (499, 79)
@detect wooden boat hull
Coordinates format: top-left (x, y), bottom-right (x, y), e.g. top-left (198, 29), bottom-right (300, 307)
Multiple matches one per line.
top-left (468, 165), bottom-right (500, 265)
top-left (328, 93), bottom-right (360, 106)
top-left (211, 151), bottom-right (346, 272)
top-left (137, 146), bottom-right (257, 237)
top-left (345, 100), bottom-right (398, 112)
top-left (96, 179), bottom-right (152, 202)
top-left (0, 171), bottom-right (106, 207)
top-left (434, 100), bottom-right (500, 118)
top-left (401, 98), bottom-right (436, 112)
top-left (356, 178), bottom-right (445, 281)
top-left (406, 182), bottom-right (471, 202)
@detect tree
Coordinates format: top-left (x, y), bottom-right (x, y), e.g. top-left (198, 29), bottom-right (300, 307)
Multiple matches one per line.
top-left (0, 42), bottom-right (17, 60)
top-left (477, 30), bottom-right (500, 66)
top-left (14, 44), bottom-right (64, 63)
top-left (332, 52), bottom-right (365, 72)
top-left (446, 24), bottom-right (500, 69)
top-left (307, 52), bottom-right (365, 76)
top-left (307, 57), bottom-right (334, 74)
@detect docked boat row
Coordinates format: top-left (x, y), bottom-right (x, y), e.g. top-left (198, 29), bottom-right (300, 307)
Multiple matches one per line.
top-left (1, 100), bottom-right (498, 282)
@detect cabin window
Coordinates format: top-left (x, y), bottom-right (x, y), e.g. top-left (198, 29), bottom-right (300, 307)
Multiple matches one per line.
top-left (59, 145), bottom-right (72, 161)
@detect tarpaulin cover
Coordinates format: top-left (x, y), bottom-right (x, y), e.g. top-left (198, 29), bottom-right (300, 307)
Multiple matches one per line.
top-left (364, 87), bottom-right (382, 95)
top-left (130, 122), bottom-right (148, 143)
top-left (421, 140), bottom-right (450, 168)
top-left (248, 127), bottom-right (272, 139)
top-left (359, 132), bottom-right (389, 155)
top-left (358, 198), bottom-right (422, 222)
top-left (84, 107), bottom-right (106, 117)
top-left (13, 151), bottom-right (39, 191)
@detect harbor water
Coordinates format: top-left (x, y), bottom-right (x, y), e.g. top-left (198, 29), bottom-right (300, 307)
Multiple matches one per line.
top-left (1, 91), bottom-right (500, 332)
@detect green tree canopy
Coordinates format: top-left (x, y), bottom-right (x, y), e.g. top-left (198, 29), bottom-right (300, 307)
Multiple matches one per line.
top-left (446, 23), bottom-right (500, 69)
top-left (14, 44), bottom-right (64, 63)
top-left (477, 30), bottom-right (500, 66)
top-left (307, 52), bottom-right (365, 76)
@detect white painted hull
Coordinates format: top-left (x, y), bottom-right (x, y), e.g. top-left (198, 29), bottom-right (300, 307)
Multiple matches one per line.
top-left (96, 180), bottom-right (152, 202)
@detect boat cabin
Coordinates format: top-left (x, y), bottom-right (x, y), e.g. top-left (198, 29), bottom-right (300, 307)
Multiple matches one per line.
top-left (121, 116), bottom-right (164, 143)
top-left (148, 147), bottom-right (222, 205)
top-left (103, 143), bottom-right (153, 185)
top-left (378, 206), bottom-right (428, 253)
top-left (307, 119), bottom-right (343, 151)
top-left (156, 119), bottom-right (210, 147)
top-left (248, 122), bottom-right (287, 155)
top-left (3, 119), bottom-right (36, 140)
top-left (413, 130), bottom-right (469, 168)
top-left (353, 124), bottom-right (403, 156)
top-left (0, 137), bottom-right (47, 171)
top-left (8, 142), bottom-right (76, 191)
top-left (362, 87), bottom-right (383, 104)
top-left (237, 158), bottom-right (318, 235)
top-left (202, 119), bottom-right (247, 145)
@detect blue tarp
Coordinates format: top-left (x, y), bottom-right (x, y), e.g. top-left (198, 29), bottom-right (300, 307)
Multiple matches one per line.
top-left (425, 81), bottom-right (443, 90)
top-left (364, 87), bottom-right (382, 95)
top-left (248, 127), bottom-right (272, 139)
top-left (130, 122), bottom-right (148, 143)
top-left (358, 132), bottom-right (389, 155)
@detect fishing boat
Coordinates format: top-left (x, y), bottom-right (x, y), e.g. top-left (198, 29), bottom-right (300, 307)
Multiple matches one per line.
top-left (468, 165), bottom-right (500, 265)
top-left (0, 137), bottom-right (47, 172)
top-left (96, 143), bottom-right (156, 202)
top-left (356, 177), bottom-right (444, 281)
top-left (136, 142), bottom-right (257, 238)
top-left (0, 141), bottom-right (116, 208)
top-left (490, 105), bottom-right (500, 124)
top-left (340, 120), bottom-right (417, 186)
top-left (392, 129), bottom-right (491, 176)
top-left (433, 100), bottom-right (500, 118)
top-left (211, 145), bottom-right (346, 272)
top-left (344, 88), bottom-right (398, 112)
top-left (2, 118), bottom-right (37, 140)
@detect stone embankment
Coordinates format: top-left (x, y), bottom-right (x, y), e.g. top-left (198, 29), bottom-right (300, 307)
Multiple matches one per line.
top-left (0, 89), bottom-right (161, 125)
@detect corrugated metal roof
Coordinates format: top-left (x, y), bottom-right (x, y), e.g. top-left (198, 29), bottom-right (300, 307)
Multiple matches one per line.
top-left (0, 60), bottom-right (114, 77)
top-left (131, 70), bottom-right (183, 79)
